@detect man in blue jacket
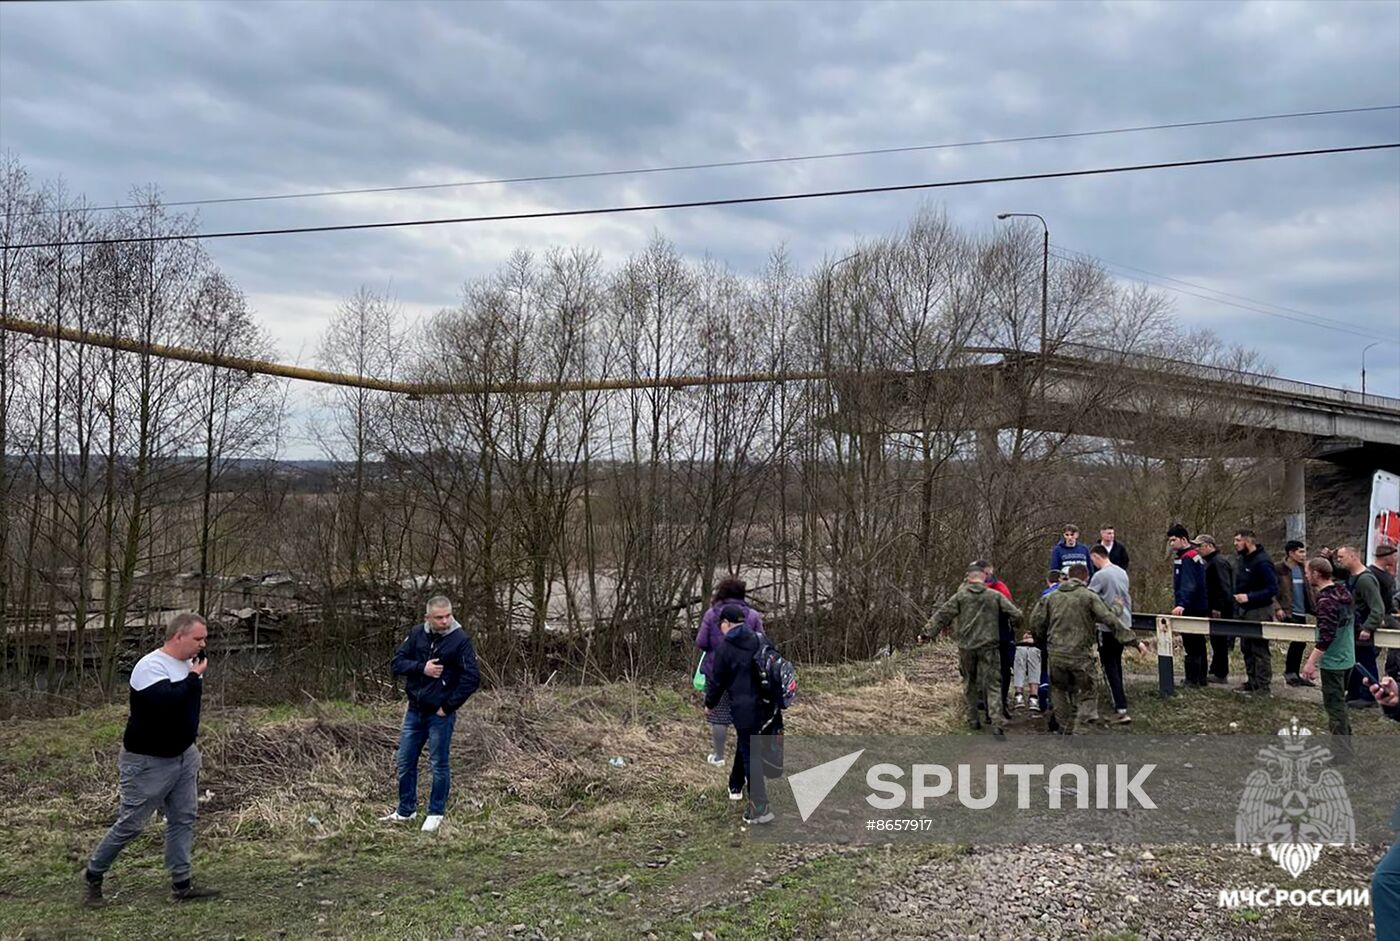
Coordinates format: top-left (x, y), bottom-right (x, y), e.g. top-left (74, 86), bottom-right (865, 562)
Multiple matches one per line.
top-left (381, 595), bottom-right (481, 832)
top-left (1168, 525), bottom-right (1210, 687)
top-left (704, 604), bottom-right (778, 825)
top-left (1232, 529), bottom-right (1279, 696)
top-left (1050, 524), bottom-right (1092, 577)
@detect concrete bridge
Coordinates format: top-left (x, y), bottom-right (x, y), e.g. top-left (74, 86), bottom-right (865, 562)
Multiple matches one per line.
top-left (839, 341), bottom-right (1400, 543)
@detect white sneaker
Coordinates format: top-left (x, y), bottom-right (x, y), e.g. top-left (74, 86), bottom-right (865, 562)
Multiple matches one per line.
top-left (728, 789), bottom-right (744, 801)
top-left (421, 814), bottom-right (444, 832)
top-left (378, 810), bottom-right (414, 822)
top-left (705, 753), bottom-right (726, 766)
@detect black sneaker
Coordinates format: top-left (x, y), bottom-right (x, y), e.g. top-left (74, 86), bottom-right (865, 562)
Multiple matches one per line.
top-left (1208, 676), bottom-right (1228, 685)
top-left (171, 881), bottom-right (221, 903)
top-left (81, 869), bottom-right (106, 908)
top-left (1285, 675), bottom-right (1316, 688)
top-left (1347, 699), bottom-right (1377, 710)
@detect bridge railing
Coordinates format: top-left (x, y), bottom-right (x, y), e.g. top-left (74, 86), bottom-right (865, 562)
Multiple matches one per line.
top-left (1131, 612), bottom-right (1400, 696)
top-left (964, 341), bottom-right (1400, 413)
top-left (1053, 341), bottom-right (1400, 412)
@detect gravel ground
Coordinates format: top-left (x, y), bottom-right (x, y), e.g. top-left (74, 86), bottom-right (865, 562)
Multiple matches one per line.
top-left (825, 842), bottom-right (1382, 940)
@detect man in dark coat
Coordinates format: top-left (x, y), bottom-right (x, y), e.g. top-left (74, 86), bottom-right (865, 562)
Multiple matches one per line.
top-left (1197, 534), bottom-right (1237, 683)
top-left (1232, 529), bottom-right (1279, 695)
top-left (382, 596), bottom-right (481, 832)
top-left (704, 604), bottom-right (778, 825)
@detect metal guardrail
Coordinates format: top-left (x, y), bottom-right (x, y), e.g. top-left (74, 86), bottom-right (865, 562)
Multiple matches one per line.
top-left (1132, 612), bottom-right (1400, 696)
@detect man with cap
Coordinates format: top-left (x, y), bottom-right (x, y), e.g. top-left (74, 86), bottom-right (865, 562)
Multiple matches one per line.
top-left (1029, 563), bottom-right (1149, 734)
top-left (1167, 524), bottom-right (1210, 687)
top-left (930, 565), bottom-right (1024, 736)
top-left (1196, 534), bottom-right (1237, 683)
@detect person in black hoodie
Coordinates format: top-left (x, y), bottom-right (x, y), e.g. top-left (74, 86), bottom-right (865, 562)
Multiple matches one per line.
top-left (382, 596), bottom-right (481, 831)
top-left (1232, 529), bottom-right (1279, 695)
top-left (1196, 535), bottom-right (1237, 683)
top-left (704, 603), bottom-right (777, 825)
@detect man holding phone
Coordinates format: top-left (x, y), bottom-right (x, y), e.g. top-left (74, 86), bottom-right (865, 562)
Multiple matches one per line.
top-left (382, 596), bottom-right (480, 832)
top-left (82, 612), bottom-right (219, 906)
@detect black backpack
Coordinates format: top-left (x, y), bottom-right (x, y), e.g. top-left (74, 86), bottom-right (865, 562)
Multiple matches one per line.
top-left (752, 638), bottom-right (798, 709)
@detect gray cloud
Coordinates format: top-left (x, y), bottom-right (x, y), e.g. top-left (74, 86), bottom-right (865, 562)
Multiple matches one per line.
top-left (2, 0), bottom-right (1397, 414)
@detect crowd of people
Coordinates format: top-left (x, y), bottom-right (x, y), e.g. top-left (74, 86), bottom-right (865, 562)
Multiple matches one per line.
top-left (74, 535), bottom-right (1399, 935)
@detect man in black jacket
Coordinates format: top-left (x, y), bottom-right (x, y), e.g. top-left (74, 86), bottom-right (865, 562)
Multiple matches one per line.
top-left (704, 603), bottom-right (778, 825)
top-left (1232, 529), bottom-right (1279, 695)
top-left (1095, 526), bottom-right (1131, 572)
top-left (82, 612), bottom-right (220, 906)
top-left (1197, 535), bottom-right (1236, 683)
top-left (382, 596), bottom-right (481, 831)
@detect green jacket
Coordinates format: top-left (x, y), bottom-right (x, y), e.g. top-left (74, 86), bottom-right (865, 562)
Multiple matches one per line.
top-left (930, 582), bottom-right (1023, 650)
top-left (1029, 580), bottom-right (1134, 662)
top-left (1350, 568), bottom-right (1385, 636)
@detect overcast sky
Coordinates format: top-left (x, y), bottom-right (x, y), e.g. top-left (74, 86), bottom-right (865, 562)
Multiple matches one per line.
top-left (2, 0), bottom-right (1398, 455)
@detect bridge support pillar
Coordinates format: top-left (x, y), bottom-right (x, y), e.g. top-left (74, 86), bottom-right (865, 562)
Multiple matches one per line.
top-left (1284, 460), bottom-right (1306, 543)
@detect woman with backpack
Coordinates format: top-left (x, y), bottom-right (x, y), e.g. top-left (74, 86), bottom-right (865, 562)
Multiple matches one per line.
top-left (703, 603), bottom-right (778, 824)
top-left (693, 577), bottom-right (764, 767)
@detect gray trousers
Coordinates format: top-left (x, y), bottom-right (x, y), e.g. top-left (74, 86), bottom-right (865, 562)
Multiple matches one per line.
top-left (88, 745), bottom-right (200, 882)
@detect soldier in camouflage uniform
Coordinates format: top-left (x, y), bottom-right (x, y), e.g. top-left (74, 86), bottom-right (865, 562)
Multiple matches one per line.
top-left (1028, 563), bottom-right (1148, 734)
top-left (930, 565), bottom-right (1024, 735)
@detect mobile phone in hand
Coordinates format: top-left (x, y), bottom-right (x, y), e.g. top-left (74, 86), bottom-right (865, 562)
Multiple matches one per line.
top-left (193, 651), bottom-right (207, 664)
top-left (1354, 662), bottom-right (1378, 686)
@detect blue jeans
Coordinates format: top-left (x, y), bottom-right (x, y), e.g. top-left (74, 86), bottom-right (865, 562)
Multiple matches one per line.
top-left (396, 708), bottom-right (456, 816)
top-left (1375, 839), bottom-right (1400, 940)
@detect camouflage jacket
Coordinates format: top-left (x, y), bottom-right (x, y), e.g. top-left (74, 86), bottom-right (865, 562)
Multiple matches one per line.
top-left (1029, 580), bottom-right (1135, 662)
top-left (930, 583), bottom-right (1023, 650)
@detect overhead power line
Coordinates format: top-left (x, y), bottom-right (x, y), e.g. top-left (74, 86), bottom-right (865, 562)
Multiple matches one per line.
top-left (1049, 248), bottom-right (1387, 341)
top-left (16, 104), bottom-right (1399, 217)
top-left (6, 142), bottom-right (1398, 251)
top-left (1050, 245), bottom-right (1398, 342)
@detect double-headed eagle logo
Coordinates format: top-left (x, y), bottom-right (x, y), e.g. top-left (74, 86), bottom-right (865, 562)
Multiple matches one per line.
top-left (1235, 717), bottom-right (1355, 878)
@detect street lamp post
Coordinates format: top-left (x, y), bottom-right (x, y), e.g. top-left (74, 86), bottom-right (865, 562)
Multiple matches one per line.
top-left (1362, 341), bottom-right (1383, 396)
top-left (997, 212), bottom-right (1048, 354)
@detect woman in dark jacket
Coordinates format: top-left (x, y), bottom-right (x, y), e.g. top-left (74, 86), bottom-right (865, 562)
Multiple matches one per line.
top-left (694, 577), bottom-right (764, 766)
top-left (704, 604), bottom-right (777, 824)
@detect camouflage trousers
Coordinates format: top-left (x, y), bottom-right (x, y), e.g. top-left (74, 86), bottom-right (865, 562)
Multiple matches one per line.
top-left (1049, 656), bottom-right (1100, 734)
top-left (959, 645), bottom-right (1004, 730)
